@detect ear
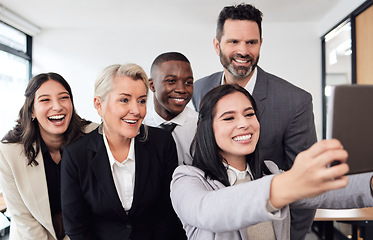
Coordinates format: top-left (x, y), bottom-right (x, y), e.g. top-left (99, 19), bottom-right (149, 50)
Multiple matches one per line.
top-left (260, 37), bottom-right (263, 47)
top-left (213, 37), bottom-right (220, 56)
top-left (149, 78), bottom-right (156, 92)
top-left (94, 96), bottom-right (104, 117)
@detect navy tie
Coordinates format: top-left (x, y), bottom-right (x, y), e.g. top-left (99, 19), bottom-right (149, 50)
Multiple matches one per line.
top-left (160, 122), bottom-right (177, 132)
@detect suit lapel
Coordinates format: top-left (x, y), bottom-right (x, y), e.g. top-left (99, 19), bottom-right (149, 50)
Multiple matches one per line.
top-left (214, 72), bottom-right (223, 87)
top-left (252, 66), bottom-right (268, 119)
top-left (25, 148), bottom-right (56, 239)
top-left (128, 135), bottom-right (150, 215)
top-left (88, 130), bottom-right (128, 219)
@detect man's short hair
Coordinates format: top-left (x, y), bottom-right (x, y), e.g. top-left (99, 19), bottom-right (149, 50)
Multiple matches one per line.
top-left (216, 3), bottom-right (263, 41)
top-left (150, 52), bottom-right (190, 77)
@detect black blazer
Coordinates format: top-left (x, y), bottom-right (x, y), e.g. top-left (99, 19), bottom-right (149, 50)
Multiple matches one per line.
top-left (61, 125), bottom-right (186, 240)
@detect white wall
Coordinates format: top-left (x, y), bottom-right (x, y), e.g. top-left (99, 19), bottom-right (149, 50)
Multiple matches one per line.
top-left (32, 23), bottom-right (220, 124)
top-left (32, 0), bottom-right (368, 139)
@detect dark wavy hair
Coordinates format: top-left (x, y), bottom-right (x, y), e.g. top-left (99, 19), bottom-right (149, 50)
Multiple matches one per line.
top-left (216, 3), bottom-right (263, 41)
top-left (191, 84), bottom-right (270, 186)
top-left (2, 72), bottom-right (91, 166)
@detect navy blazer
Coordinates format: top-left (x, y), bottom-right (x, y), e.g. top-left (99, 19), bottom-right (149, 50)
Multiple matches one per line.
top-left (61, 125), bottom-right (186, 240)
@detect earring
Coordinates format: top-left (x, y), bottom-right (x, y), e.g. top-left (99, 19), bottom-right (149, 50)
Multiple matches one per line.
top-left (32, 116), bottom-right (35, 121)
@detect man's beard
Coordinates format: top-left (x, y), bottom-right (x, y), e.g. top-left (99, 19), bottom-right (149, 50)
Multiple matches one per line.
top-left (219, 49), bottom-right (259, 78)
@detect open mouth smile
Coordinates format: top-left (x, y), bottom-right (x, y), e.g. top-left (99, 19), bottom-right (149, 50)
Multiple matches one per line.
top-left (48, 114), bottom-right (65, 122)
top-left (170, 97), bottom-right (189, 104)
top-left (233, 134), bottom-right (252, 142)
top-left (234, 59), bottom-right (250, 63)
top-left (122, 119), bottom-right (138, 124)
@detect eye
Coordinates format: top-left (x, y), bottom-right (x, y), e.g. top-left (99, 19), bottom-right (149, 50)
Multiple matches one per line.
top-left (120, 98), bottom-right (129, 103)
top-left (228, 40), bottom-right (238, 44)
top-left (186, 80), bottom-right (194, 85)
top-left (223, 116), bottom-right (234, 121)
top-left (247, 40), bottom-right (258, 45)
top-left (40, 98), bottom-right (50, 102)
top-left (61, 95), bottom-right (70, 100)
top-left (165, 79), bottom-right (176, 84)
top-left (245, 112), bottom-right (255, 117)
top-left (138, 98), bottom-right (147, 104)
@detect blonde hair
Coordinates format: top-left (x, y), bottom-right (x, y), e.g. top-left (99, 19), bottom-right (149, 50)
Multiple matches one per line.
top-left (94, 63), bottom-right (149, 101)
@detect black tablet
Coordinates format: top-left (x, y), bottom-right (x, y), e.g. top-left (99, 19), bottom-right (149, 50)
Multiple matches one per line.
top-left (326, 85), bottom-right (373, 174)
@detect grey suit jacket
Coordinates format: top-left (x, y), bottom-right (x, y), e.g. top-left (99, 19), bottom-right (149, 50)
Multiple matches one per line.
top-left (170, 163), bottom-right (373, 240)
top-left (0, 123), bottom-right (98, 240)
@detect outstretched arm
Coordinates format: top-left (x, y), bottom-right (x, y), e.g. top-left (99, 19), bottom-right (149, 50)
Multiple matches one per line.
top-left (270, 139), bottom-right (350, 209)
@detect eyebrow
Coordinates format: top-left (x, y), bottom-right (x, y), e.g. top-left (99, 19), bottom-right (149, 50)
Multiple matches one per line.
top-left (163, 74), bottom-right (177, 79)
top-left (37, 91), bottom-right (69, 100)
top-left (163, 74), bottom-right (194, 80)
top-left (217, 106), bottom-right (254, 119)
top-left (119, 93), bottom-right (147, 99)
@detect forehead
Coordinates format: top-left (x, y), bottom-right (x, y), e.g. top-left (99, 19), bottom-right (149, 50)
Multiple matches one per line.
top-left (222, 19), bottom-right (260, 39)
top-left (111, 75), bottom-right (147, 94)
top-left (36, 80), bottom-right (67, 96)
top-left (158, 61), bottom-right (192, 75)
top-left (215, 92), bottom-right (253, 114)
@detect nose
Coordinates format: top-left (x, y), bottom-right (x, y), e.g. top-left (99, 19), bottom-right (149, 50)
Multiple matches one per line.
top-left (174, 81), bottom-right (186, 94)
top-left (52, 100), bottom-right (63, 112)
top-left (237, 42), bottom-right (249, 56)
top-left (237, 115), bottom-right (249, 129)
top-left (129, 101), bottom-right (140, 115)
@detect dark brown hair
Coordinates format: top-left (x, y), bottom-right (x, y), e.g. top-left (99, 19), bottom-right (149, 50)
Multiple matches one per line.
top-left (216, 3), bottom-right (263, 41)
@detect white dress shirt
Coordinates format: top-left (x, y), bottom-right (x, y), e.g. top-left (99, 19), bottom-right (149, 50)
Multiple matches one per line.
top-left (221, 67), bottom-right (257, 94)
top-left (144, 106), bottom-right (198, 165)
top-left (103, 130), bottom-right (135, 211)
top-left (226, 163), bottom-right (253, 185)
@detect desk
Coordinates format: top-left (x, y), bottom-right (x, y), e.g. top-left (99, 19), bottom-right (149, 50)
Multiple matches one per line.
top-left (314, 208), bottom-right (373, 240)
top-left (315, 208), bottom-right (373, 221)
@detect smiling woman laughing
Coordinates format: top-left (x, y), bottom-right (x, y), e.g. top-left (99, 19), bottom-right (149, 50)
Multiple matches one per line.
top-left (0, 72), bottom-right (94, 240)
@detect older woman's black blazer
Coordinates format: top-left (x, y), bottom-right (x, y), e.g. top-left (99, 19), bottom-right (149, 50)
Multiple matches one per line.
top-left (61, 125), bottom-right (186, 240)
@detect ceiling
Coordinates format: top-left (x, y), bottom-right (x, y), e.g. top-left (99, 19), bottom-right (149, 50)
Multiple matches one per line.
top-left (0, 0), bottom-right (343, 31)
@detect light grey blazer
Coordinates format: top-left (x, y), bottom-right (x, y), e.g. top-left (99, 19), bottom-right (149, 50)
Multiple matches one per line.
top-left (191, 66), bottom-right (318, 239)
top-left (0, 123), bottom-right (98, 240)
top-left (170, 162), bottom-right (373, 240)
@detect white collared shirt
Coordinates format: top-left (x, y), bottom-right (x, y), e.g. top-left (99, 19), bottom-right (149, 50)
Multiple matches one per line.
top-left (103, 130), bottom-right (136, 211)
top-left (144, 106), bottom-right (198, 165)
top-left (225, 163), bottom-right (254, 186)
top-left (221, 67), bottom-right (258, 94)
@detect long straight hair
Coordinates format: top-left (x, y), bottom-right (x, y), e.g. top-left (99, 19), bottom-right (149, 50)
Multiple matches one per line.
top-left (2, 73), bottom-right (91, 166)
top-left (191, 84), bottom-right (270, 186)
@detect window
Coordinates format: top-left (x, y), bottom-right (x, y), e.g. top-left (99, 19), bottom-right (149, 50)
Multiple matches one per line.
top-left (0, 21), bottom-right (32, 139)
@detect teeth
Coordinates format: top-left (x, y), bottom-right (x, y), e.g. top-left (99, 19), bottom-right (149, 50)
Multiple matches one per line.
top-left (48, 115), bottom-right (65, 120)
top-left (123, 119), bottom-right (137, 124)
top-left (234, 59), bottom-right (249, 63)
top-left (173, 98), bottom-right (185, 103)
top-left (233, 134), bottom-right (252, 141)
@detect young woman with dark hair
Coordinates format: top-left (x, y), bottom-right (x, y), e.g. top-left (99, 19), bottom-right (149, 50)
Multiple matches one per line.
top-left (171, 84), bottom-right (373, 240)
top-left (0, 72), bottom-right (95, 240)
